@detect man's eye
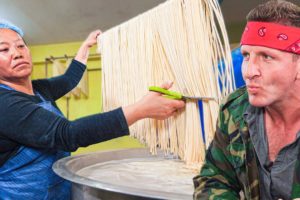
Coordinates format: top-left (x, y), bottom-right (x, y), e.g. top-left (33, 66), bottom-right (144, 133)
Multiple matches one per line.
top-left (242, 53), bottom-right (249, 60)
top-left (18, 45), bottom-right (25, 48)
top-left (262, 54), bottom-right (273, 60)
top-left (0, 48), bottom-right (8, 52)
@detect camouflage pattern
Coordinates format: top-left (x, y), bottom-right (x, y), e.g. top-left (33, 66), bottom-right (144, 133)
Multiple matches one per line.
top-left (193, 86), bottom-right (300, 199)
top-left (291, 151), bottom-right (300, 199)
top-left (193, 87), bottom-right (259, 199)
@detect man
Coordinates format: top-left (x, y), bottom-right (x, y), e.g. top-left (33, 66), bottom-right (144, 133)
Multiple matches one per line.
top-left (193, 0), bottom-right (300, 199)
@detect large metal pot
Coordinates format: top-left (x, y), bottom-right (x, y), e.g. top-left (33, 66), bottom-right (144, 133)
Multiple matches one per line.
top-left (53, 148), bottom-right (194, 200)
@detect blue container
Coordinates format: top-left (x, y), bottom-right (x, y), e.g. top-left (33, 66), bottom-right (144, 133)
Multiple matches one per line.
top-left (199, 47), bottom-right (245, 144)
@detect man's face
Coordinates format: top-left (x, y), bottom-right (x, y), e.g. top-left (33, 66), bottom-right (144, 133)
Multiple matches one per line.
top-left (241, 45), bottom-right (300, 107)
top-left (0, 29), bottom-right (32, 82)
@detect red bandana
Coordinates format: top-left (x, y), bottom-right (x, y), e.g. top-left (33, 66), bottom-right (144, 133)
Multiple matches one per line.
top-left (240, 21), bottom-right (300, 55)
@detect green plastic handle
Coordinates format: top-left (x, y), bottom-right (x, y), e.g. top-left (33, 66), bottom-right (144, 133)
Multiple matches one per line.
top-left (149, 86), bottom-right (183, 100)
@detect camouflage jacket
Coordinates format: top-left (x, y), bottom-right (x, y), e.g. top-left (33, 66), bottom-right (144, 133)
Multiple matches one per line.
top-left (193, 87), bottom-right (300, 200)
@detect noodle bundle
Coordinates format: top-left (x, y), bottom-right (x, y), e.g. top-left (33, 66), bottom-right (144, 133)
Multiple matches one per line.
top-left (98, 0), bottom-right (235, 168)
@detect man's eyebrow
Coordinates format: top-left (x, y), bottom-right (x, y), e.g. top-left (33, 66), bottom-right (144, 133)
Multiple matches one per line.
top-left (0, 41), bottom-right (9, 45)
top-left (240, 49), bottom-right (248, 54)
top-left (256, 50), bottom-right (276, 56)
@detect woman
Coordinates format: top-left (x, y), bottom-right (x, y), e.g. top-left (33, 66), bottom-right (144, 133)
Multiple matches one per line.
top-left (0, 21), bottom-right (185, 199)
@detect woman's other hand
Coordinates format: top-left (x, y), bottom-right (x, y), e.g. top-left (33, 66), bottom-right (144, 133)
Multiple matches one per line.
top-left (75, 29), bottom-right (102, 64)
top-left (82, 29), bottom-right (101, 48)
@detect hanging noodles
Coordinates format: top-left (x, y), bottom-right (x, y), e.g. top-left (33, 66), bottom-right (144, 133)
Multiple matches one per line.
top-left (98, 0), bottom-right (235, 168)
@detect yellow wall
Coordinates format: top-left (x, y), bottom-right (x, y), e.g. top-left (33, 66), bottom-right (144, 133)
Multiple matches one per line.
top-left (29, 41), bottom-right (144, 155)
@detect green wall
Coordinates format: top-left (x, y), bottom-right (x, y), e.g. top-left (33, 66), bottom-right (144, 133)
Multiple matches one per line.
top-left (29, 41), bottom-right (144, 155)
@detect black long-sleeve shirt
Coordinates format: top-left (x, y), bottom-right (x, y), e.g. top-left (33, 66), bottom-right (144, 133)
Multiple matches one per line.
top-left (0, 60), bottom-right (129, 166)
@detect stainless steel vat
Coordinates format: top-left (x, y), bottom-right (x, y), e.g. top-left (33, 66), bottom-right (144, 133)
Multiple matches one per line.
top-left (53, 148), bottom-right (194, 200)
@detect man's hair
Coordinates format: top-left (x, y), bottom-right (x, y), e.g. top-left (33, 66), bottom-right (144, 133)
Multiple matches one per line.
top-left (247, 0), bottom-right (300, 27)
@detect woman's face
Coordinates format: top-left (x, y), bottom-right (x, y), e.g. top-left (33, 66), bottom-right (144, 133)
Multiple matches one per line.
top-left (0, 29), bottom-right (32, 82)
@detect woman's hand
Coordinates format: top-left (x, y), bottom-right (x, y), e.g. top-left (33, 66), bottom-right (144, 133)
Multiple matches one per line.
top-left (75, 30), bottom-right (102, 64)
top-left (82, 30), bottom-right (102, 48)
top-left (122, 82), bottom-right (186, 126)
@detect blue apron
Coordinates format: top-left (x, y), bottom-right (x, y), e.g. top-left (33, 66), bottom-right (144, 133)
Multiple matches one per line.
top-left (0, 84), bottom-right (71, 200)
